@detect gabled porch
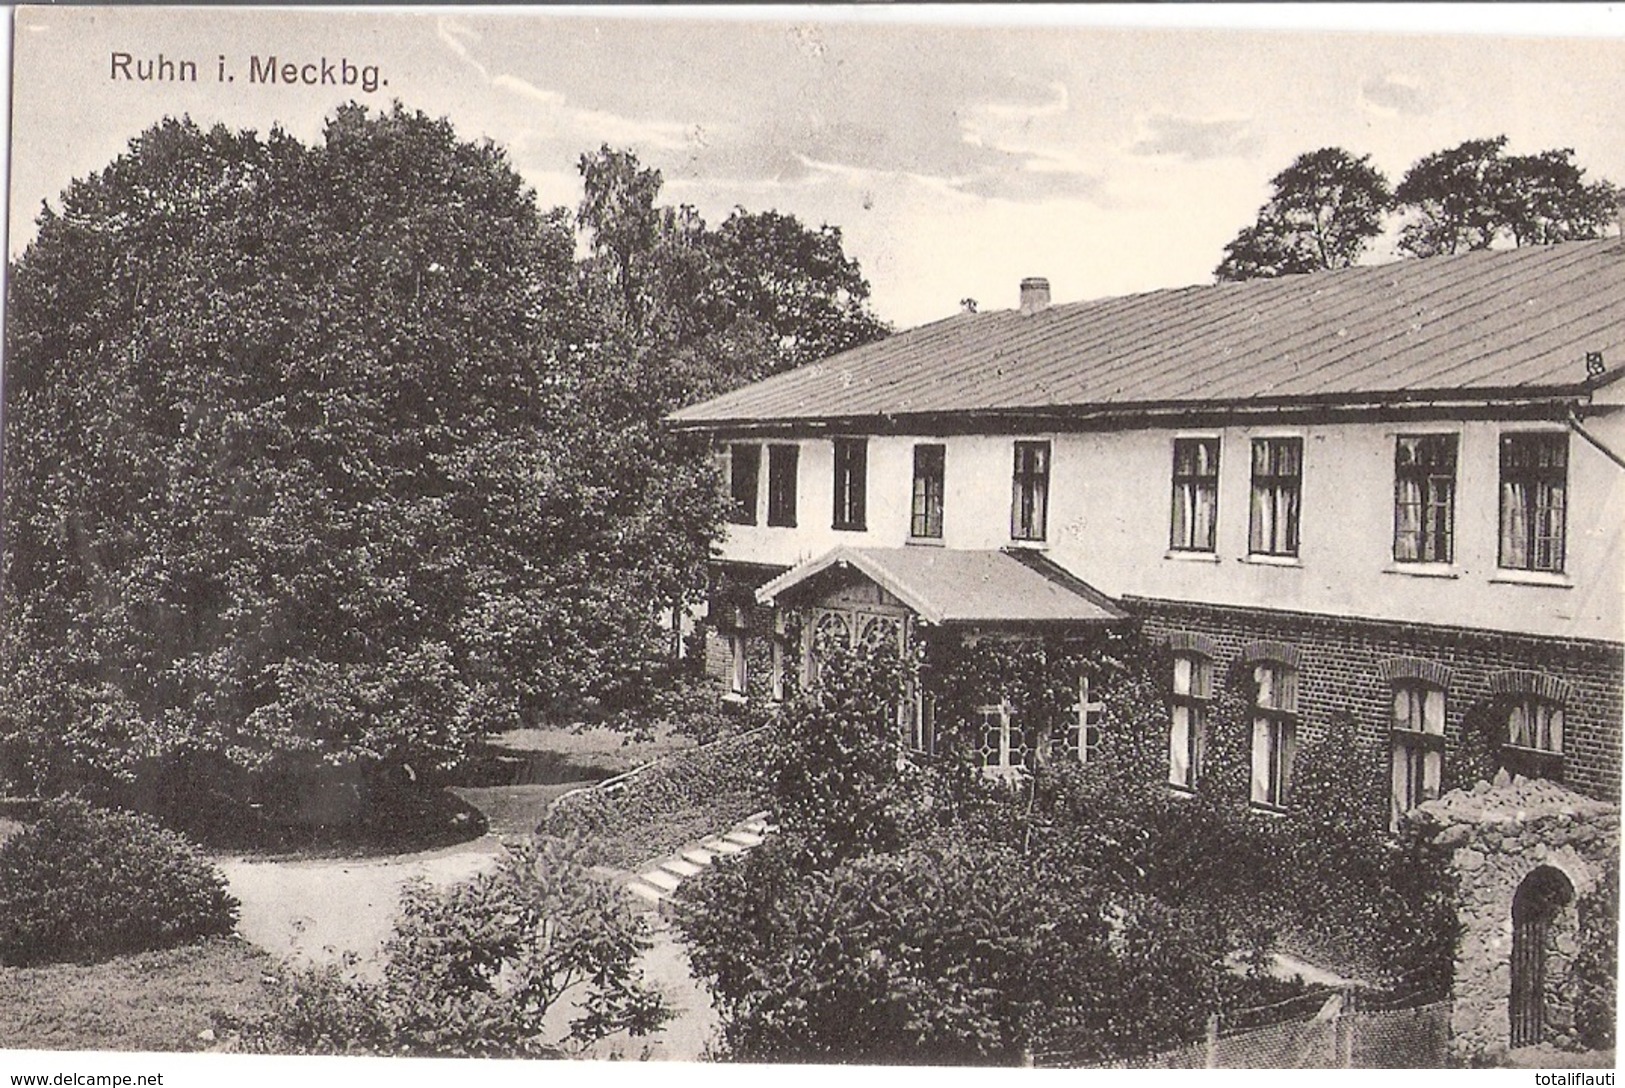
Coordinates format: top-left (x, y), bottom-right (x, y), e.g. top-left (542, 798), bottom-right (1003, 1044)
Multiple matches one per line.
top-left (751, 546), bottom-right (1131, 773)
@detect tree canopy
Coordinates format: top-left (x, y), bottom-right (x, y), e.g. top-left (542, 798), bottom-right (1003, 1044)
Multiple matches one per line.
top-left (1217, 137), bottom-right (1619, 280)
top-left (1215, 148), bottom-right (1392, 281)
top-left (1395, 135), bottom-right (1618, 257)
top-left (1, 109), bottom-right (884, 825)
top-left (575, 145), bottom-right (888, 407)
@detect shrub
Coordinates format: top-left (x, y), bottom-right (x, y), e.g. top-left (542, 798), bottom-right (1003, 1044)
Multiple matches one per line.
top-left (1574, 863), bottom-right (1618, 1049)
top-left (767, 644), bottom-right (927, 869)
top-left (0, 796), bottom-right (238, 965)
top-left (676, 831), bottom-right (1300, 1066)
top-left (233, 836), bottom-right (669, 1056)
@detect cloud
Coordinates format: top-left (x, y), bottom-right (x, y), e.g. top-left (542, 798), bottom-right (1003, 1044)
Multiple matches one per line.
top-left (436, 17), bottom-right (488, 82)
top-left (1359, 73), bottom-right (1437, 116)
top-left (962, 80), bottom-right (1071, 146)
top-left (1130, 112), bottom-right (1258, 161)
top-left (439, 17), bottom-right (699, 154)
top-left (953, 165), bottom-right (1108, 203)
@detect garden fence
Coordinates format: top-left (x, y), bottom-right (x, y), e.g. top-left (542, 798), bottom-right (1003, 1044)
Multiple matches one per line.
top-left (1035, 988), bottom-right (1451, 1069)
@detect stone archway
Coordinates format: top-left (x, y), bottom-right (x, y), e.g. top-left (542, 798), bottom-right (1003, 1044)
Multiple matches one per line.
top-left (1412, 775), bottom-right (1619, 1064)
top-left (1510, 865), bottom-right (1575, 1048)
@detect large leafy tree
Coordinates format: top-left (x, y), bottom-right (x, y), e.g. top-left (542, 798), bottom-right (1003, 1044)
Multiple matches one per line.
top-left (575, 144), bottom-right (889, 406)
top-left (1395, 135), bottom-right (1618, 256)
top-left (1392, 136), bottom-right (1513, 257)
top-left (0, 108), bottom-right (719, 820)
top-left (1215, 147), bottom-right (1392, 281)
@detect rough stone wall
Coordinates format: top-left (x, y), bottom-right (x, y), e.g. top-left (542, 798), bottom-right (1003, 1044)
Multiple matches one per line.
top-left (1130, 597), bottom-right (1624, 804)
top-left (1412, 777), bottom-right (1620, 1064)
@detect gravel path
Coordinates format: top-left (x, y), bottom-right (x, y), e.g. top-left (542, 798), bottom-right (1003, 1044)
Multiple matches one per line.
top-left (216, 820), bottom-right (755, 1060)
top-left (217, 836), bottom-right (504, 968)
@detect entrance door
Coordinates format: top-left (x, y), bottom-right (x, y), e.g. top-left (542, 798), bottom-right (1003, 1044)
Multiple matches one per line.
top-left (1510, 866), bottom-right (1574, 1048)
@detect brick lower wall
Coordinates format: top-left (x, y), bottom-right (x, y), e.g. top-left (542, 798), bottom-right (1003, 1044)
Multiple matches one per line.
top-left (703, 562), bottom-right (785, 686)
top-left (1127, 597), bottom-right (1624, 803)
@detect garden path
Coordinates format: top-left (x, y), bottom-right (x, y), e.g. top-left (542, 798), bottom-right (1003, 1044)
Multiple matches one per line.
top-left (579, 810), bottom-right (778, 1061)
top-left (217, 835), bottom-right (504, 968)
top-left (218, 811), bottom-right (775, 1060)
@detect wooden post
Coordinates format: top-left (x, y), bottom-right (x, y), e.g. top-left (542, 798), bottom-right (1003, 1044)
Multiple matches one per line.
top-left (1205, 1013), bottom-right (1220, 1068)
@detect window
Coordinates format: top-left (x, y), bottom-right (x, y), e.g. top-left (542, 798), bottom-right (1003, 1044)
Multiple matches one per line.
top-left (767, 444), bottom-right (799, 527)
top-left (1169, 653), bottom-right (1213, 790)
top-left (727, 632), bottom-right (749, 696)
top-left (1500, 433), bottom-right (1567, 573)
top-left (1503, 694), bottom-right (1565, 780)
top-left (1170, 438), bottom-right (1220, 552)
top-left (1249, 437), bottom-right (1302, 557)
top-left (1250, 661), bottom-right (1297, 809)
top-left (909, 691), bottom-right (939, 757)
top-left (832, 438), bottom-right (868, 531)
top-left (727, 443), bottom-right (760, 525)
top-left (1390, 682), bottom-right (1444, 829)
top-left (977, 702), bottom-right (1029, 774)
top-left (911, 444), bottom-right (946, 539)
top-left (1394, 435), bottom-right (1457, 564)
top-left (1011, 441), bottom-right (1050, 542)
top-left (1063, 675), bottom-right (1106, 764)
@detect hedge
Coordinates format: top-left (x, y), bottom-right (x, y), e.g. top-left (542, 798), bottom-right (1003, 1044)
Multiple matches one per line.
top-left (544, 725), bottom-right (777, 867)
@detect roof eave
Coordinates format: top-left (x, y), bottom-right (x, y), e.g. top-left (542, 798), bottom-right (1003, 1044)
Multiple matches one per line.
top-left (668, 385), bottom-right (1604, 436)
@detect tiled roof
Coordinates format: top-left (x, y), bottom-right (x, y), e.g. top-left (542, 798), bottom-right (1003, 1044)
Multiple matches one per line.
top-left (671, 239), bottom-right (1625, 427)
top-left (755, 546), bottom-right (1128, 625)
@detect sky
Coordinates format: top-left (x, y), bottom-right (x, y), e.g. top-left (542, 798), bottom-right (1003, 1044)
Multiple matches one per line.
top-left (8, 5), bottom-right (1625, 329)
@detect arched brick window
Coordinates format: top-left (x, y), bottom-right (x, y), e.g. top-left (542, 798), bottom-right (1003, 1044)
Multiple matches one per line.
top-left (1489, 671), bottom-right (1570, 782)
top-left (1381, 658), bottom-right (1452, 829)
top-left (1169, 651), bottom-right (1213, 791)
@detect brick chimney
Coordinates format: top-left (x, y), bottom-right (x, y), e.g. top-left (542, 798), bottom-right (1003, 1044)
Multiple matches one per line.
top-left (1019, 277), bottom-right (1051, 315)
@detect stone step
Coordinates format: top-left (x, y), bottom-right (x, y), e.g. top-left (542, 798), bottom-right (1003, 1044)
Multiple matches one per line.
top-left (660, 858), bottom-right (704, 879)
top-left (745, 811), bottom-right (771, 823)
top-left (740, 820), bottom-right (768, 835)
top-left (701, 838), bottom-right (745, 855)
top-left (626, 880), bottom-right (667, 904)
top-left (723, 830), bottom-right (764, 848)
top-left (681, 848), bottom-right (717, 867)
top-left (641, 868), bottom-right (683, 892)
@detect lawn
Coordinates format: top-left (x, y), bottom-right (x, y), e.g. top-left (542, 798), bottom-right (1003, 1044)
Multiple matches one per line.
top-left (0, 721), bottom-right (711, 1054)
top-left (0, 937), bottom-right (274, 1052)
top-left (449, 722), bottom-right (696, 840)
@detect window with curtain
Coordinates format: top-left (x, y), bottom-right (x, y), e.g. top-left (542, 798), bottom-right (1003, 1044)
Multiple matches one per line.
top-left (911, 444), bottom-right (945, 539)
top-left (1250, 660), bottom-right (1298, 809)
top-left (1169, 652), bottom-right (1213, 790)
top-left (1011, 441), bottom-right (1050, 541)
top-left (728, 443), bottom-right (761, 525)
top-left (1170, 438), bottom-right (1220, 552)
top-left (728, 632), bottom-right (749, 696)
top-left (1248, 437), bottom-right (1302, 557)
top-left (1503, 693), bottom-right (1565, 781)
top-left (1390, 681), bottom-right (1445, 829)
top-left (1393, 435), bottom-right (1457, 564)
top-left (832, 438), bottom-right (868, 531)
top-left (1499, 433), bottom-right (1567, 573)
